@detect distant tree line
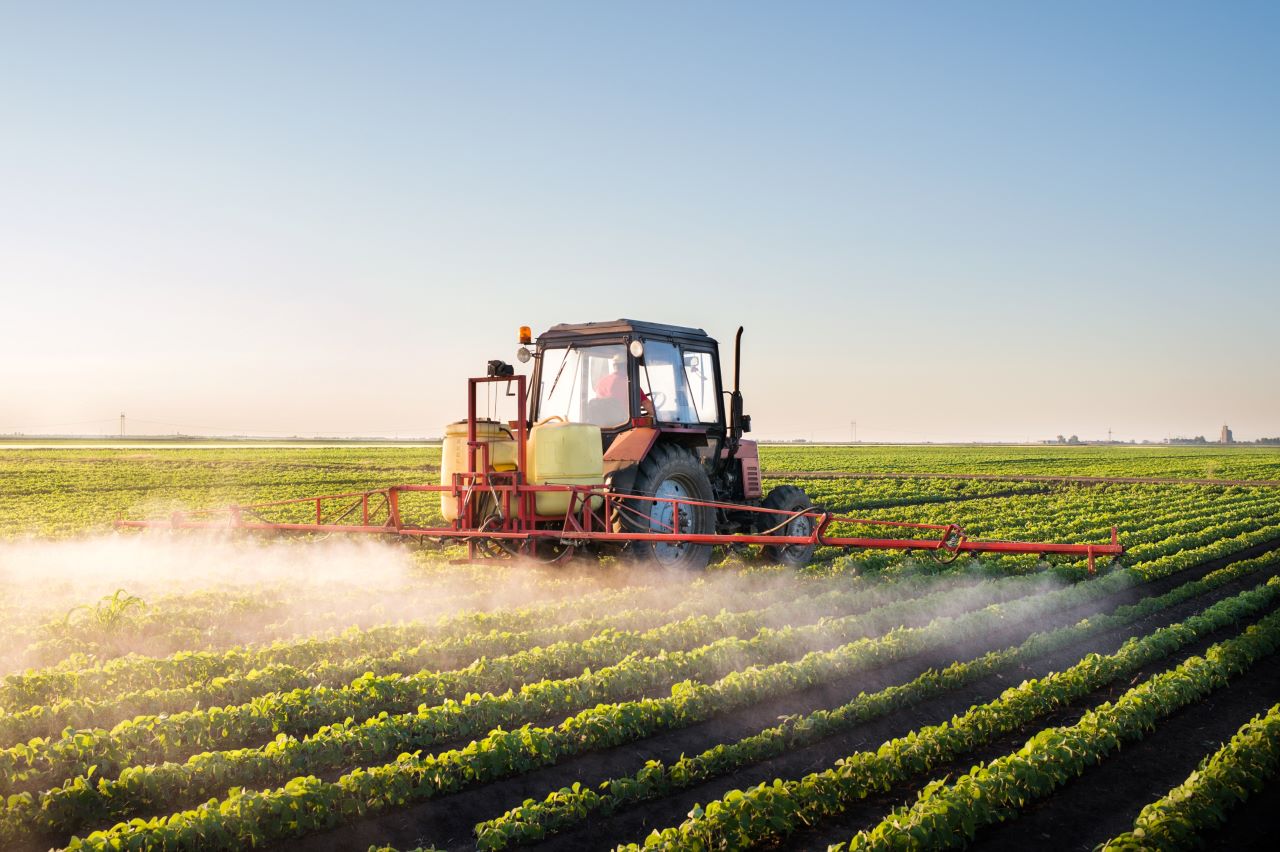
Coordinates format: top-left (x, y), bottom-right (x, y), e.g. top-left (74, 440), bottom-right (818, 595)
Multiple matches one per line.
top-left (1044, 435), bottom-right (1280, 446)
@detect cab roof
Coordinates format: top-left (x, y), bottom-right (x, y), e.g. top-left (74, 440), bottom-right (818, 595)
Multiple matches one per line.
top-left (540, 319), bottom-right (715, 344)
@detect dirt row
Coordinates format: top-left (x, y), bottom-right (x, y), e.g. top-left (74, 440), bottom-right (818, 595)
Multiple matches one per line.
top-left (792, 601), bottom-right (1280, 850)
top-left (1204, 747), bottom-right (1280, 848)
top-left (284, 539), bottom-right (1280, 851)
top-left (972, 648), bottom-right (1280, 851)
top-left (553, 557), bottom-right (1280, 852)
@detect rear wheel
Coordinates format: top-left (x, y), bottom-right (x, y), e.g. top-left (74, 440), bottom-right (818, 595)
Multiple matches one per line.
top-left (761, 485), bottom-right (817, 567)
top-left (621, 443), bottom-right (715, 570)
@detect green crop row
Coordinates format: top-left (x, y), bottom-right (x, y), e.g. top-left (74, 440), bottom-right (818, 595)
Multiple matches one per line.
top-left (0, 572), bottom-right (933, 746)
top-left (622, 572), bottom-right (1280, 850)
top-left (0, 568), bottom-right (1008, 793)
top-left (809, 478), bottom-right (1243, 559)
top-left (12, 478), bottom-right (1249, 762)
top-left (826, 484), bottom-right (1280, 579)
top-left (1, 564), bottom-right (893, 713)
top-left (1134, 522), bottom-right (1280, 581)
top-left (0, 576), bottom-right (940, 783)
top-left (848, 480), bottom-right (1271, 540)
top-left (834, 607), bottom-right (1280, 849)
top-left (979, 496), bottom-right (1280, 578)
top-left (1100, 702), bottom-right (1280, 850)
top-left (474, 550), bottom-right (1280, 850)
top-left (5, 470), bottom-right (1249, 701)
top-left (7, 444), bottom-right (1277, 539)
top-left (756, 445), bottom-right (1280, 480)
top-left (815, 482), bottom-right (1262, 582)
top-left (867, 482), bottom-right (1279, 547)
top-left (817, 481), bottom-right (1208, 578)
top-left (771, 476), bottom-right (1051, 514)
top-left (0, 447), bottom-right (445, 538)
top-left (45, 570), bottom-right (1142, 851)
top-left (2, 575), bottom-right (493, 677)
top-left (1, 575), bottom-right (1047, 842)
top-left (0, 579), bottom-right (664, 711)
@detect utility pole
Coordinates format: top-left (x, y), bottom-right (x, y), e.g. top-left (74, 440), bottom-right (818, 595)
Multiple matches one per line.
top-left (850, 420), bottom-right (857, 443)
top-left (1107, 427), bottom-right (1112, 443)
top-left (120, 412), bottom-right (125, 438)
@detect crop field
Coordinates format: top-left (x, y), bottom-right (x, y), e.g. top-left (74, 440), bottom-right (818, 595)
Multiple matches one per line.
top-left (2, 443), bottom-right (1280, 851)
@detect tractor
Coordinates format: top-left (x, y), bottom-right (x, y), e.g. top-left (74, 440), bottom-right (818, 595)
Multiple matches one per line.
top-left (520, 319), bottom-right (808, 569)
top-left (118, 319), bottom-right (1124, 573)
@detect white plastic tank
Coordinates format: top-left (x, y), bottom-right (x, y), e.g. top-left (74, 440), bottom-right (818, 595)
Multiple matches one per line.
top-left (528, 420), bottom-right (604, 516)
top-left (439, 419), bottom-right (518, 521)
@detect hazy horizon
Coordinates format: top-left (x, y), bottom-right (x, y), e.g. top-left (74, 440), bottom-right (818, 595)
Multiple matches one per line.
top-left (0, 427), bottom-right (1270, 447)
top-left (3, 2), bottom-right (1277, 443)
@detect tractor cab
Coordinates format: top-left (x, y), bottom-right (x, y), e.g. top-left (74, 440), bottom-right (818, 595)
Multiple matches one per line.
top-left (513, 319), bottom-right (767, 570)
top-left (526, 319), bottom-right (726, 447)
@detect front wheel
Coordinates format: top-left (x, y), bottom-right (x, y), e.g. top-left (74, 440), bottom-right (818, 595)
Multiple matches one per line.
top-left (620, 443), bottom-right (715, 570)
top-left (761, 485), bottom-right (817, 567)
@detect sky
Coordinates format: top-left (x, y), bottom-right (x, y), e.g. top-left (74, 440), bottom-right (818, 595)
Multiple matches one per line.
top-left (1, 1), bottom-right (1277, 442)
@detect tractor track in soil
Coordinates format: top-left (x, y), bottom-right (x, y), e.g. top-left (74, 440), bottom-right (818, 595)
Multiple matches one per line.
top-left (548, 556), bottom-right (1280, 852)
top-left (790, 601), bottom-right (1280, 851)
top-left (278, 538), bottom-right (1280, 852)
top-left (967, 645), bottom-right (1280, 851)
top-left (769, 471), bottom-right (1280, 488)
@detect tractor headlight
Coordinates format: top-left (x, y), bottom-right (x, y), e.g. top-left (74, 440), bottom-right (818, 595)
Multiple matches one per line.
top-left (629, 340), bottom-right (644, 358)
top-left (516, 346), bottom-right (532, 363)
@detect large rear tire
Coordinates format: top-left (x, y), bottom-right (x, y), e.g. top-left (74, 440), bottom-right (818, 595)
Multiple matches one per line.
top-left (620, 443), bottom-right (716, 570)
top-left (761, 485), bottom-right (817, 567)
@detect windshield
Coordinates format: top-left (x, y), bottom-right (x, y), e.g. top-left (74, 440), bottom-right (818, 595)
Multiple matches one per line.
top-left (537, 343), bottom-right (630, 428)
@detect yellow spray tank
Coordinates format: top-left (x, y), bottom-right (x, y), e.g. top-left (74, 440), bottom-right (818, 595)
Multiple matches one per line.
top-left (528, 419), bottom-right (604, 516)
top-left (439, 419), bottom-right (518, 521)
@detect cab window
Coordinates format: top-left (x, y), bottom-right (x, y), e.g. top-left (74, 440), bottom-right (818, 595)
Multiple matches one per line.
top-left (537, 343), bottom-right (630, 428)
top-left (638, 340), bottom-right (717, 425)
top-left (683, 350), bottom-right (717, 422)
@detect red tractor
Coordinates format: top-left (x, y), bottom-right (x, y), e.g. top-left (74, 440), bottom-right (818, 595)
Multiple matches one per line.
top-left (523, 319), bottom-right (807, 570)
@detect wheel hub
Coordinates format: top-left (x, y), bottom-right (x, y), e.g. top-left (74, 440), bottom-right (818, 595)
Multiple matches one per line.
top-left (784, 513), bottom-right (813, 555)
top-left (650, 477), bottom-right (692, 564)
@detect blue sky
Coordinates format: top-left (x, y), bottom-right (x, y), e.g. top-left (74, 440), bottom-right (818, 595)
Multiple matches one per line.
top-left (2, 1), bottom-right (1276, 441)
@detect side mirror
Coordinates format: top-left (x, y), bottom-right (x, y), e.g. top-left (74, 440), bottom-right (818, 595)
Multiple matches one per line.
top-left (741, 414), bottom-right (752, 433)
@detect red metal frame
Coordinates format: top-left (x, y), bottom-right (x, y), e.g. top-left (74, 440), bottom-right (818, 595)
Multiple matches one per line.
top-left (115, 373), bottom-right (1125, 572)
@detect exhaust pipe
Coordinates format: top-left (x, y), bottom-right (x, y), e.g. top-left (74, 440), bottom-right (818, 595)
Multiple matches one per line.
top-left (728, 326), bottom-right (749, 456)
top-left (734, 325), bottom-right (743, 396)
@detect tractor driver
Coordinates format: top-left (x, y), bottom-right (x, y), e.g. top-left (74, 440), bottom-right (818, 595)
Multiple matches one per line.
top-left (595, 353), bottom-right (627, 400)
top-left (592, 353), bottom-right (652, 423)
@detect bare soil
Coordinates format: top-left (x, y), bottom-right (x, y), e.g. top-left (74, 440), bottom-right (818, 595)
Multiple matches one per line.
top-left (791, 606), bottom-right (1280, 850)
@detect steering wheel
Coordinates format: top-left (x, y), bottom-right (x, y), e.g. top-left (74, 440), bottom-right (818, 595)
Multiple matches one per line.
top-left (534, 415), bottom-right (566, 426)
top-left (647, 391), bottom-right (667, 412)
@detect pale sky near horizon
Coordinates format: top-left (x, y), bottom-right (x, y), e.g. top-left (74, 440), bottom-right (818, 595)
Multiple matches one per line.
top-left (2, 1), bottom-right (1277, 442)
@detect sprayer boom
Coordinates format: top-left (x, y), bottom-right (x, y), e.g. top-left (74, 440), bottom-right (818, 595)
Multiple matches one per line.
top-left (116, 483), bottom-right (1123, 573)
top-left (115, 324), bottom-right (1126, 573)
